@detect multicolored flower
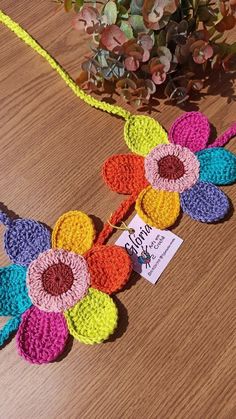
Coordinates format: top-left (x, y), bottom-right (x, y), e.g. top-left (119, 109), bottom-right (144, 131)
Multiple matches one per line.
top-left (103, 112), bottom-right (236, 229)
top-left (0, 210), bottom-right (131, 364)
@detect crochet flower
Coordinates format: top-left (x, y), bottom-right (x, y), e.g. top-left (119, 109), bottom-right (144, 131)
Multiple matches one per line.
top-left (103, 112), bottom-right (236, 229)
top-left (0, 210), bottom-right (131, 364)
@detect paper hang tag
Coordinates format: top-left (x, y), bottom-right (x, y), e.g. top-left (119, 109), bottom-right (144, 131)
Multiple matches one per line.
top-left (115, 215), bottom-right (183, 284)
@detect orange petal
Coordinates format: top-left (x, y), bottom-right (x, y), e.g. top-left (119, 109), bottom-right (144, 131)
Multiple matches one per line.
top-left (102, 154), bottom-right (148, 194)
top-left (85, 245), bottom-right (132, 294)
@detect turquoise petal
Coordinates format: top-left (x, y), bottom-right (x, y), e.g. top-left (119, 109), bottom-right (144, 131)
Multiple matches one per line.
top-left (196, 148), bottom-right (236, 185)
top-left (0, 265), bottom-right (32, 316)
top-left (0, 316), bottom-right (21, 347)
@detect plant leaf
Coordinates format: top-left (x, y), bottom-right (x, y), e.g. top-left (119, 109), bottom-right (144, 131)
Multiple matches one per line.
top-left (74, 0), bottom-right (84, 12)
top-left (129, 15), bottom-right (148, 33)
top-left (120, 21), bottom-right (134, 38)
top-left (103, 1), bottom-right (118, 25)
top-left (64, 0), bottom-right (72, 12)
top-left (130, 0), bottom-right (144, 15)
top-left (100, 24), bottom-right (127, 52)
top-left (117, 5), bottom-right (129, 19)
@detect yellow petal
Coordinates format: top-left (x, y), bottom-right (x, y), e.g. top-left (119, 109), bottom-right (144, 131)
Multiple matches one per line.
top-left (52, 211), bottom-right (95, 255)
top-left (64, 288), bottom-right (118, 344)
top-left (135, 186), bottom-right (180, 229)
top-left (124, 115), bottom-right (168, 156)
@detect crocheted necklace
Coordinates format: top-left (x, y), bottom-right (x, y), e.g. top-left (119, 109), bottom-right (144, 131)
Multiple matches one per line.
top-left (1, 10), bottom-right (236, 243)
top-left (0, 10), bottom-right (236, 365)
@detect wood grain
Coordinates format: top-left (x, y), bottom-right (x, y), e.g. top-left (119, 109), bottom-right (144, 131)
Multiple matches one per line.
top-left (0, 2), bottom-right (236, 418)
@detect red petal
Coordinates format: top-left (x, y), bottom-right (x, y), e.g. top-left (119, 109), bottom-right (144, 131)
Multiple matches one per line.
top-left (102, 154), bottom-right (148, 195)
top-left (85, 245), bottom-right (132, 294)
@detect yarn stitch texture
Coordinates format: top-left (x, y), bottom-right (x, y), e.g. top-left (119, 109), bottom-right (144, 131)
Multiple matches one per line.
top-left (0, 10), bottom-right (177, 164)
top-left (0, 210), bottom-right (132, 364)
top-left (101, 111), bottom-right (236, 235)
top-left (1, 11), bottom-right (236, 236)
top-left (1, 10), bottom-right (236, 363)
top-left (0, 10), bottom-right (130, 121)
top-left (0, 265), bottom-right (32, 346)
top-left (65, 288), bottom-right (118, 344)
top-left (0, 212), bottom-right (51, 266)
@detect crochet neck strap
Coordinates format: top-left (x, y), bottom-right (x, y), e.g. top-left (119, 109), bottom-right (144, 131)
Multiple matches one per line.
top-left (1, 9), bottom-right (236, 246)
top-left (0, 10), bottom-right (130, 121)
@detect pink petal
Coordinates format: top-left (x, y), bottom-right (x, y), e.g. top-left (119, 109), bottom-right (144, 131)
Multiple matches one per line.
top-left (169, 112), bottom-right (210, 152)
top-left (16, 306), bottom-right (68, 364)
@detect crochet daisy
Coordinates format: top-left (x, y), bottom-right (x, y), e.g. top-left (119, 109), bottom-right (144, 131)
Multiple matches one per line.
top-left (0, 210), bottom-right (131, 364)
top-left (103, 112), bottom-right (236, 229)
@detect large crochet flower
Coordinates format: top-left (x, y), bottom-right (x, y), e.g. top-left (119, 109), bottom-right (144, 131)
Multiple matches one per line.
top-left (0, 210), bottom-right (131, 364)
top-left (103, 112), bottom-right (236, 228)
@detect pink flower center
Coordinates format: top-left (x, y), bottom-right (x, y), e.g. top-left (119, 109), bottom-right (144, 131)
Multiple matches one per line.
top-left (42, 263), bottom-right (74, 296)
top-left (158, 155), bottom-right (185, 180)
top-left (145, 143), bottom-right (200, 193)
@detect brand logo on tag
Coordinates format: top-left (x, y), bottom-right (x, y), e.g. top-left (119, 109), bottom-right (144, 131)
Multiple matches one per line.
top-left (115, 215), bottom-right (183, 284)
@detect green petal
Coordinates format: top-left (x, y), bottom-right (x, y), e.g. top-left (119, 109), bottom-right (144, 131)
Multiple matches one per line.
top-left (124, 115), bottom-right (168, 156)
top-left (64, 288), bottom-right (118, 344)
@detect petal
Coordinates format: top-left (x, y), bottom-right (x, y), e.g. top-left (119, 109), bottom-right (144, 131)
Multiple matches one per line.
top-left (0, 265), bottom-right (31, 316)
top-left (1, 218), bottom-right (51, 266)
top-left (124, 115), bottom-right (168, 156)
top-left (196, 148), bottom-right (236, 185)
top-left (102, 154), bottom-right (148, 195)
top-left (16, 306), bottom-right (68, 364)
top-left (52, 211), bottom-right (96, 255)
top-left (169, 112), bottom-right (210, 152)
top-left (135, 186), bottom-right (180, 229)
top-left (180, 181), bottom-right (230, 222)
top-left (64, 288), bottom-right (118, 344)
top-left (85, 245), bottom-right (132, 294)
top-left (0, 317), bottom-right (21, 347)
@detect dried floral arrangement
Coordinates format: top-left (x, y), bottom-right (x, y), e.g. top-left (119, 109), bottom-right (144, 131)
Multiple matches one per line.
top-left (58, 2), bottom-right (234, 105)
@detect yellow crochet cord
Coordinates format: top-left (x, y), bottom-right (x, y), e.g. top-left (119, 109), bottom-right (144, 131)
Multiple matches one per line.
top-left (0, 9), bottom-right (130, 121)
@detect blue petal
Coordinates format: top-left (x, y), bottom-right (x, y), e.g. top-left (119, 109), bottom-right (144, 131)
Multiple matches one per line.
top-left (181, 181), bottom-right (230, 223)
top-left (196, 148), bottom-right (236, 185)
top-left (0, 316), bottom-right (21, 347)
top-left (0, 265), bottom-right (31, 316)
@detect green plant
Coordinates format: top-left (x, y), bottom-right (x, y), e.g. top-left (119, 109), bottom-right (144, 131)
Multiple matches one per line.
top-left (59, 0), bottom-right (236, 106)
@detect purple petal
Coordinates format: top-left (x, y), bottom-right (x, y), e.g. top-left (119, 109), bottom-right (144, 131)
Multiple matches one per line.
top-left (180, 181), bottom-right (230, 222)
top-left (2, 218), bottom-right (51, 266)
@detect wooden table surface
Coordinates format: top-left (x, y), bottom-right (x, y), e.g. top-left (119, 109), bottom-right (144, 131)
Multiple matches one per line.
top-left (0, 2), bottom-right (236, 418)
